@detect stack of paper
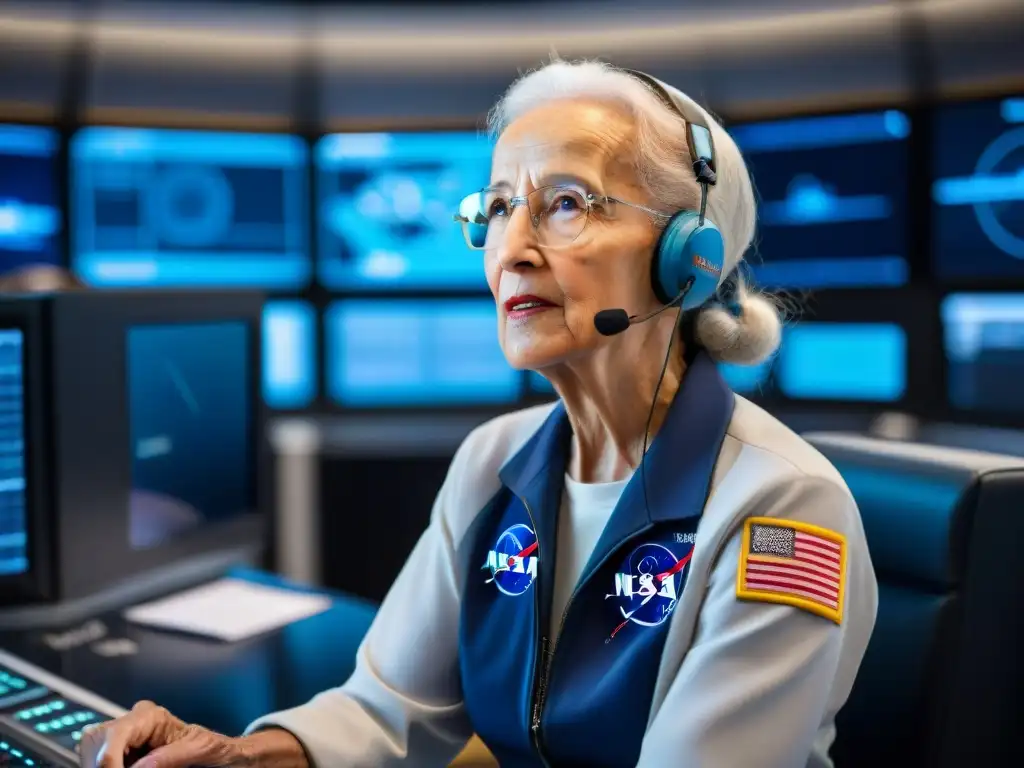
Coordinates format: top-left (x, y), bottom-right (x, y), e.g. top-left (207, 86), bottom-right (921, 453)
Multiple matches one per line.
top-left (124, 578), bottom-right (333, 642)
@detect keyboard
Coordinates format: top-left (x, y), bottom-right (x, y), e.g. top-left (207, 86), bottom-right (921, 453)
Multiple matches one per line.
top-left (0, 723), bottom-right (71, 767)
top-left (0, 650), bottom-right (125, 768)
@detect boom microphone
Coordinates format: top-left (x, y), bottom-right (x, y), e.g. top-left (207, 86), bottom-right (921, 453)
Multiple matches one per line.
top-left (593, 279), bottom-right (695, 337)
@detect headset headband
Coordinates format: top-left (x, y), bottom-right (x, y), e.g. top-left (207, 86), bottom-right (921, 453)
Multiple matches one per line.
top-left (624, 69), bottom-right (717, 188)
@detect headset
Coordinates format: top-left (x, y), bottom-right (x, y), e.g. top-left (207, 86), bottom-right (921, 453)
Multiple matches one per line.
top-left (593, 70), bottom-right (726, 337)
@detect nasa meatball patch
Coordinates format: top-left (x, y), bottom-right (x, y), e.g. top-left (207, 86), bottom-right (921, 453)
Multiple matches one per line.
top-left (481, 523), bottom-right (539, 597)
top-left (604, 533), bottom-right (695, 643)
top-left (736, 517), bottom-right (846, 624)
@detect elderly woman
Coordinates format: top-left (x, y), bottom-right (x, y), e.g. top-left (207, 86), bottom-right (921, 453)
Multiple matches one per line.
top-left (83, 60), bottom-right (876, 768)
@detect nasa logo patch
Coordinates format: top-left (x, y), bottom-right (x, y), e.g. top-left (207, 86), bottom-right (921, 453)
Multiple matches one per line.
top-left (482, 523), bottom-right (539, 597)
top-left (605, 534), bottom-right (695, 642)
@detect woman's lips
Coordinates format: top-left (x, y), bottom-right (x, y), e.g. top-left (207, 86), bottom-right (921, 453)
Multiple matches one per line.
top-left (504, 295), bottom-right (556, 321)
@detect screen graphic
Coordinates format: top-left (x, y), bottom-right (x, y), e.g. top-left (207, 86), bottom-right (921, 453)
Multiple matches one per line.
top-left (127, 321), bottom-right (254, 549)
top-left (942, 293), bottom-right (1024, 413)
top-left (326, 299), bottom-right (520, 406)
top-left (0, 330), bottom-right (28, 575)
top-left (776, 322), bottom-right (906, 402)
top-left (0, 125), bottom-right (61, 275)
top-left (932, 97), bottom-right (1024, 280)
top-left (71, 127), bottom-right (309, 288)
top-left (316, 132), bottom-right (492, 290)
top-left (263, 301), bottom-right (316, 409)
top-left (731, 111), bottom-right (910, 289)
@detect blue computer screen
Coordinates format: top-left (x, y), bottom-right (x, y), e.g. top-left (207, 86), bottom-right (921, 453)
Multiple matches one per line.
top-left (730, 111), bottom-right (910, 289)
top-left (0, 330), bottom-right (27, 575)
top-left (942, 293), bottom-right (1024, 413)
top-left (0, 125), bottom-right (61, 275)
top-left (932, 97), bottom-right (1024, 280)
top-left (326, 299), bottom-right (520, 406)
top-left (776, 322), bottom-right (906, 401)
top-left (719, 359), bottom-right (776, 397)
top-left (316, 132), bottom-right (492, 290)
top-left (71, 127), bottom-right (310, 288)
top-left (528, 370), bottom-right (556, 396)
top-left (263, 300), bottom-right (316, 409)
top-left (127, 321), bottom-right (254, 549)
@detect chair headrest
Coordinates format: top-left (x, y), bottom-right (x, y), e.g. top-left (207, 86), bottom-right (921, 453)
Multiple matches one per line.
top-left (805, 432), bottom-right (1024, 591)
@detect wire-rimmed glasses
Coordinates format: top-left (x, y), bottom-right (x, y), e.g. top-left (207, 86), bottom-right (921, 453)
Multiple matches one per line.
top-left (453, 185), bottom-right (668, 251)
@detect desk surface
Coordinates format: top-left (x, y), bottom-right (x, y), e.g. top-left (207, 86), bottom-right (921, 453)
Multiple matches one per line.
top-left (0, 569), bottom-right (378, 736)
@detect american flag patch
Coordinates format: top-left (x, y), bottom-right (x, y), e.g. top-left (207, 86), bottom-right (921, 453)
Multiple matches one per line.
top-left (736, 517), bottom-right (846, 624)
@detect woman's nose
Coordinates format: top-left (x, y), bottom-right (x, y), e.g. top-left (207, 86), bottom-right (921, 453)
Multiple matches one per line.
top-left (495, 206), bottom-right (544, 272)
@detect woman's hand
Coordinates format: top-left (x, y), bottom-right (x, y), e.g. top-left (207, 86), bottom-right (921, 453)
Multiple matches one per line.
top-left (79, 701), bottom-right (245, 768)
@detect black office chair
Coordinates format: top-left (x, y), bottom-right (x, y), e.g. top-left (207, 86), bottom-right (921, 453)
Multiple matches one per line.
top-left (805, 433), bottom-right (1024, 768)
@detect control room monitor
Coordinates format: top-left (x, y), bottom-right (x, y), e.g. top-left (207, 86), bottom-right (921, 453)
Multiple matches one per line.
top-left (262, 301), bottom-right (317, 410)
top-left (315, 132), bottom-right (492, 291)
top-left (720, 321), bottom-right (908, 405)
top-left (0, 291), bottom-right (267, 609)
top-left (325, 298), bottom-right (521, 408)
top-left (942, 292), bottom-right (1024, 415)
top-left (70, 127), bottom-right (310, 289)
top-left (127, 321), bottom-right (254, 549)
top-left (730, 110), bottom-right (911, 290)
top-left (0, 329), bottom-right (27, 576)
top-left (0, 125), bottom-right (62, 275)
top-left (932, 96), bottom-right (1024, 281)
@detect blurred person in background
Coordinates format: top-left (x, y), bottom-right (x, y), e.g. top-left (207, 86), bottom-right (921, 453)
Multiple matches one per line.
top-left (0, 263), bottom-right (84, 292)
top-left (83, 60), bottom-right (877, 768)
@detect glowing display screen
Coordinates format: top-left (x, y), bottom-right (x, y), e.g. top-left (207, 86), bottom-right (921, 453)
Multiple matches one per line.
top-left (932, 97), bottom-right (1024, 280)
top-left (325, 299), bottom-right (520, 406)
top-left (0, 124), bottom-right (61, 274)
top-left (942, 293), bottom-right (1024, 413)
top-left (71, 127), bottom-right (310, 288)
top-left (316, 132), bottom-right (492, 290)
top-left (731, 111), bottom-right (910, 289)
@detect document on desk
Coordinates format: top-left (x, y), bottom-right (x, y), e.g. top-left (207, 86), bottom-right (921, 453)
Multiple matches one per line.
top-left (123, 578), bottom-right (333, 642)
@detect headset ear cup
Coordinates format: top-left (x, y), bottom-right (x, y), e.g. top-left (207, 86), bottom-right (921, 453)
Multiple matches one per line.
top-left (653, 211), bottom-right (725, 310)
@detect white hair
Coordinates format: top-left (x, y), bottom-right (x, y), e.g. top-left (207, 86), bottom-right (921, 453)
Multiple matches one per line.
top-left (488, 59), bottom-right (782, 366)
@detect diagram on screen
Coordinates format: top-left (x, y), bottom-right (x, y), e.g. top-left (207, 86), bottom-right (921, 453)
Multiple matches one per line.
top-left (731, 111), bottom-right (908, 289)
top-left (934, 123), bottom-right (1024, 260)
top-left (0, 124), bottom-right (62, 270)
top-left (0, 200), bottom-right (60, 254)
top-left (317, 132), bottom-right (492, 290)
top-left (71, 128), bottom-right (309, 288)
top-left (760, 174), bottom-right (891, 227)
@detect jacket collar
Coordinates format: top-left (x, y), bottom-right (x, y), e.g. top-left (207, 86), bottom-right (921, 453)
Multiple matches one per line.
top-left (499, 351), bottom-right (735, 533)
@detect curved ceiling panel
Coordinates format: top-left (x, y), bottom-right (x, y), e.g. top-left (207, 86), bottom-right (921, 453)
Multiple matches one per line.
top-left (316, 0), bottom-right (909, 121)
top-left (0, 3), bottom-right (79, 121)
top-left (919, 0), bottom-right (1024, 99)
top-left (85, 1), bottom-right (306, 129)
top-left (1, 0), bottom-right (1022, 128)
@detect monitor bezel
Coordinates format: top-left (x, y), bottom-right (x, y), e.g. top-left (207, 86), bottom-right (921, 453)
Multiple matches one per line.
top-left (48, 290), bottom-right (269, 601)
top-left (0, 298), bottom-right (56, 604)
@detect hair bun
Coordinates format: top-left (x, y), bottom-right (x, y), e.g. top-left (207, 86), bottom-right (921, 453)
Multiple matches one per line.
top-left (694, 287), bottom-right (782, 366)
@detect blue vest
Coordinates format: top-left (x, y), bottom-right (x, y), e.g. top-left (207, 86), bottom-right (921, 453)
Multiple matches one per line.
top-left (457, 353), bottom-right (735, 767)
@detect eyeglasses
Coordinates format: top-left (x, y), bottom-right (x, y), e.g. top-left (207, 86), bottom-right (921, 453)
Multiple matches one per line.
top-left (453, 185), bottom-right (668, 251)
